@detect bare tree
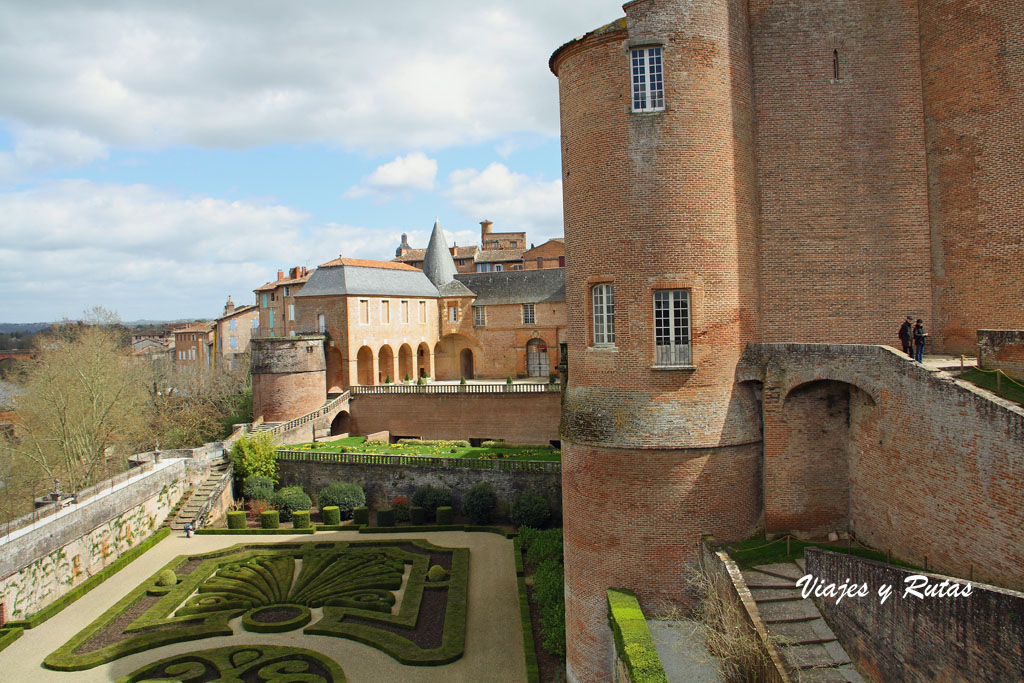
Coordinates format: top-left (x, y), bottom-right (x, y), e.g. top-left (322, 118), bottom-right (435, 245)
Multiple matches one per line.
top-left (2, 313), bottom-right (154, 493)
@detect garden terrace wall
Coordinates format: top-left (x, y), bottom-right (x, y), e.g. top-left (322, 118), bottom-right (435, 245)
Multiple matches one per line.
top-left (277, 454), bottom-right (561, 516)
top-left (348, 390), bottom-right (561, 444)
top-left (977, 329), bottom-right (1024, 381)
top-left (805, 548), bottom-right (1024, 682)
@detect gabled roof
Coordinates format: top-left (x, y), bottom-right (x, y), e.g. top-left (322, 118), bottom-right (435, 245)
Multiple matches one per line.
top-left (217, 304), bottom-right (258, 322)
top-left (296, 262), bottom-right (439, 298)
top-left (455, 268), bottom-right (565, 306)
top-left (422, 219), bottom-right (459, 287)
top-left (438, 279), bottom-right (476, 297)
top-left (254, 272), bottom-right (312, 292)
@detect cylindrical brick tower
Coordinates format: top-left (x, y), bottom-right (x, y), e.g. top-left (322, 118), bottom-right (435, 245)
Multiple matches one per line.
top-left (551, 0), bottom-right (763, 680)
top-left (251, 336), bottom-right (327, 423)
top-left (918, 0), bottom-right (1024, 353)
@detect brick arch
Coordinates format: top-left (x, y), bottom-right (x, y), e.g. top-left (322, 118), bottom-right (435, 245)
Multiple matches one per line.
top-left (781, 370), bottom-right (881, 406)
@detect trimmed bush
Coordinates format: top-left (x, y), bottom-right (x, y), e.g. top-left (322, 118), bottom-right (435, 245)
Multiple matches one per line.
top-left (510, 491), bottom-right (551, 528)
top-left (435, 506), bottom-right (454, 524)
top-left (376, 508), bottom-right (395, 527)
top-left (0, 628), bottom-right (23, 655)
top-left (460, 376), bottom-right (467, 385)
top-left (155, 569), bottom-right (177, 587)
top-left (321, 505), bottom-right (341, 526)
top-left (481, 441), bottom-right (556, 450)
top-left (353, 506), bottom-right (369, 525)
top-left (226, 511), bottom-right (247, 529)
top-left (463, 482), bottom-right (497, 524)
top-left (242, 475), bottom-right (274, 502)
top-left (397, 438), bottom-right (470, 448)
top-left (317, 481), bottom-right (365, 520)
top-left (410, 506), bottom-right (426, 525)
top-left (427, 565), bottom-right (448, 582)
top-left (506, 376), bottom-right (514, 385)
top-left (522, 527), bottom-right (563, 565)
top-left (536, 559), bottom-right (566, 656)
top-left (260, 510), bottom-right (280, 529)
top-left (391, 496), bottom-right (411, 522)
top-left (607, 588), bottom-right (669, 682)
top-left (411, 485), bottom-right (453, 517)
top-left (292, 510), bottom-right (310, 529)
top-left (269, 486), bottom-right (311, 523)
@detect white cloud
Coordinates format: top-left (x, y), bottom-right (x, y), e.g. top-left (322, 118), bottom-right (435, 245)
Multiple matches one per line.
top-left (446, 163), bottom-right (563, 241)
top-left (344, 152), bottom-right (438, 200)
top-left (0, 180), bottom-right (404, 321)
top-left (0, 126), bottom-right (108, 180)
top-left (0, 2), bottom-right (626, 154)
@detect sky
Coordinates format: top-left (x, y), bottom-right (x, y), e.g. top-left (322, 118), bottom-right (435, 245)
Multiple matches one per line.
top-left (0, 0), bottom-right (626, 323)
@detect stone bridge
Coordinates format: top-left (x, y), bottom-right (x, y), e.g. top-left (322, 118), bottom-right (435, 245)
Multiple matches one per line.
top-left (738, 343), bottom-right (1024, 590)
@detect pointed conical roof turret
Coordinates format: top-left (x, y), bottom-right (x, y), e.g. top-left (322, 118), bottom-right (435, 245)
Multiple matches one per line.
top-left (422, 218), bottom-right (459, 287)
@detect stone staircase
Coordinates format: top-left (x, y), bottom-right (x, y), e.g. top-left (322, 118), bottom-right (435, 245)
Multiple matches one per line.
top-left (252, 421), bottom-right (282, 433)
top-left (165, 455), bottom-right (232, 531)
top-left (742, 558), bottom-right (864, 682)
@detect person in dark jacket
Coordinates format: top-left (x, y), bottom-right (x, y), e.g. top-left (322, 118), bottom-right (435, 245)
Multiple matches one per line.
top-left (913, 319), bottom-right (927, 363)
top-left (898, 316), bottom-right (914, 357)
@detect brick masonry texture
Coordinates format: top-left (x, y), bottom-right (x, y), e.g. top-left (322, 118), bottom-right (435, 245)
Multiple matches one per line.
top-left (251, 337), bottom-right (326, 422)
top-left (349, 393), bottom-right (561, 444)
top-left (805, 548), bottom-right (1024, 682)
top-left (919, 1), bottom-right (1024, 353)
top-left (977, 329), bottom-right (1024, 381)
top-left (749, 344), bottom-right (1024, 591)
top-left (278, 460), bottom-right (561, 517)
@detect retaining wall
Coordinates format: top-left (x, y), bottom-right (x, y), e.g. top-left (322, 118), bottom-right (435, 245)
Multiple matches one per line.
top-left (805, 548), bottom-right (1024, 682)
top-left (977, 329), bottom-right (1024, 380)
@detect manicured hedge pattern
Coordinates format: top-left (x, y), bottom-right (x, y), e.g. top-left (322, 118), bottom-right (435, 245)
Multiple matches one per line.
top-left (0, 627), bottom-right (23, 654)
top-left (241, 604), bottom-right (312, 633)
top-left (196, 527), bottom-right (315, 535)
top-left (517, 577), bottom-right (540, 683)
top-left (607, 588), bottom-right (669, 683)
top-left (116, 645), bottom-right (347, 682)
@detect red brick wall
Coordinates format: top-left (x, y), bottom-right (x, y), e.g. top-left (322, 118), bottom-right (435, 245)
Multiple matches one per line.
top-left (919, 1), bottom-right (1024, 353)
top-left (977, 330), bottom-right (1024, 381)
top-left (562, 441), bottom-right (763, 683)
top-left (250, 338), bottom-right (326, 422)
top-left (749, 0), bottom-right (933, 347)
top-left (349, 392), bottom-right (561, 444)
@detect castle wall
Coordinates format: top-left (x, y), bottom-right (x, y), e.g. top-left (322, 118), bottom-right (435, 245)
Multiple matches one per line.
top-left (755, 344), bottom-right (1024, 591)
top-left (349, 392), bottom-right (560, 444)
top-left (250, 337), bottom-right (326, 422)
top-left (919, 1), bottom-right (1024, 353)
top-left (470, 301), bottom-right (566, 378)
top-left (748, 0), bottom-right (933, 346)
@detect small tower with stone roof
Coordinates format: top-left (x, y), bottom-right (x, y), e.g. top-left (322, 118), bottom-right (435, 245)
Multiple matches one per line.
top-left (421, 219), bottom-right (459, 287)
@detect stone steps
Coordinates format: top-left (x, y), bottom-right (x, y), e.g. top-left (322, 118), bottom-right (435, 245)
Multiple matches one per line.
top-left (167, 458), bottom-right (233, 531)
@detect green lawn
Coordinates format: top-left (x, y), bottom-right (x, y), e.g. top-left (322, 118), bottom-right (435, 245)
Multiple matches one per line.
top-left (282, 436), bottom-right (562, 462)
top-left (959, 367), bottom-right (1024, 407)
top-left (726, 536), bottom-right (918, 570)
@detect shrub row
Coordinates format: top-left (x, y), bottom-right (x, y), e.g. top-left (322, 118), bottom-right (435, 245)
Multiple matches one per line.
top-left (0, 627), bottom-right (23, 655)
top-left (520, 526), bottom-right (566, 658)
top-left (396, 438), bottom-right (470, 448)
top-left (607, 588), bottom-right (669, 682)
top-left (480, 441), bottom-right (555, 450)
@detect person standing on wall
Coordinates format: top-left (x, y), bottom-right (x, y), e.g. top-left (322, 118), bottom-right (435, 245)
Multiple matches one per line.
top-left (913, 319), bottom-right (928, 363)
top-left (899, 315), bottom-right (914, 357)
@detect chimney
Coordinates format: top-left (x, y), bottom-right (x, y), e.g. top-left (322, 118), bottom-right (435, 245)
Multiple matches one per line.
top-left (223, 296), bottom-right (235, 317)
top-left (277, 269), bottom-right (284, 281)
top-left (480, 219), bottom-right (493, 236)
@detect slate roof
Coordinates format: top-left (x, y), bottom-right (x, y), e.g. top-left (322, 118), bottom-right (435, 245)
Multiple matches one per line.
top-left (422, 219), bottom-right (460, 287)
top-left (455, 268), bottom-right (565, 306)
top-left (394, 246), bottom-right (478, 261)
top-left (438, 279), bottom-right (475, 297)
top-left (474, 248), bottom-right (526, 263)
top-left (296, 262), bottom-right (439, 298)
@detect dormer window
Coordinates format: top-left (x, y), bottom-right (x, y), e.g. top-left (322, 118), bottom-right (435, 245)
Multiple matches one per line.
top-left (631, 47), bottom-right (665, 112)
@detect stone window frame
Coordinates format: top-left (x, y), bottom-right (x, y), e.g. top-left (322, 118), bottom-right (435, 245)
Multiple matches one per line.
top-left (591, 282), bottom-right (615, 347)
top-left (381, 299), bottom-right (390, 324)
top-left (630, 45), bottom-right (665, 113)
top-left (448, 304), bottom-right (459, 323)
top-left (358, 299), bottom-right (370, 326)
top-left (400, 300), bottom-right (409, 324)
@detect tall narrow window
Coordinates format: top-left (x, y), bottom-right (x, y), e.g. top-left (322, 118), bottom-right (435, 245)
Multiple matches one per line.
top-left (229, 319), bottom-right (236, 331)
top-left (631, 47), bottom-right (665, 112)
top-left (269, 309), bottom-right (274, 330)
top-left (359, 300), bottom-right (369, 324)
top-left (448, 305), bottom-right (459, 322)
top-left (318, 314), bottom-right (325, 333)
top-left (419, 300), bottom-right (426, 322)
top-left (474, 306), bottom-right (486, 327)
top-left (833, 50), bottom-right (840, 80)
top-left (592, 284), bottom-right (615, 346)
top-left (288, 303), bottom-right (295, 322)
top-left (252, 317), bottom-right (259, 329)
top-left (654, 290), bottom-right (691, 366)
top-left (401, 300), bottom-right (409, 323)
top-left (262, 293), bottom-right (268, 307)
top-left (381, 299), bottom-right (390, 324)
top-left (522, 303), bottom-right (535, 325)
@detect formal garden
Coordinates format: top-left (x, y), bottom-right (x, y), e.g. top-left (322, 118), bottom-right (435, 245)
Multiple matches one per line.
top-left (286, 436), bottom-right (563, 462)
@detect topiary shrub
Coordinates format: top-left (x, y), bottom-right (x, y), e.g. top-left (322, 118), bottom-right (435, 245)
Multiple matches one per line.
top-left (292, 510), bottom-right (310, 529)
top-left (270, 486), bottom-right (311, 523)
top-left (427, 565), bottom-right (448, 582)
top-left (506, 376), bottom-right (514, 385)
top-left (384, 375), bottom-right (392, 384)
top-left (321, 505), bottom-right (341, 526)
top-left (411, 485), bottom-right (453, 518)
top-left (226, 511), bottom-right (247, 529)
top-left (510, 491), bottom-right (551, 528)
top-left (391, 496), bottom-right (411, 522)
top-left (460, 376), bottom-right (467, 385)
top-left (353, 506), bottom-right (369, 525)
top-left (376, 508), bottom-right (395, 527)
top-left (317, 481), bottom-right (365, 520)
top-left (242, 475), bottom-right (274, 502)
top-left (435, 506), bottom-right (454, 524)
top-left (155, 569), bottom-right (178, 587)
top-left (260, 510), bottom-right (279, 529)
top-left (463, 482), bottom-right (497, 524)
top-left (410, 506), bottom-right (426, 525)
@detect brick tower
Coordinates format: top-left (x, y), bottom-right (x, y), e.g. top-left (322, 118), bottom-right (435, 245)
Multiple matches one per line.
top-left (551, 1), bottom-right (764, 680)
top-left (250, 336), bottom-right (326, 423)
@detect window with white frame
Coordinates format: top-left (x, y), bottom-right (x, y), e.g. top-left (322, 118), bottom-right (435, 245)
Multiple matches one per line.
top-left (631, 46), bottom-right (665, 112)
top-left (495, 264), bottom-right (504, 272)
top-left (654, 290), bottom-right (691, 366)
top-left (592, 284), bottom-right (615, 345)
top-left (288, 303), bottom-right (295, 322)
top-left (522, 303), bottom-right (535, 325)
top-left (448, 305), bottom-right (459, 322)
top-left (318, 314), bottom-right (326, 333)
top-left (476, 263), bottom-right (492, 273)
top-left (474, 306), bottom-right (486, 327)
